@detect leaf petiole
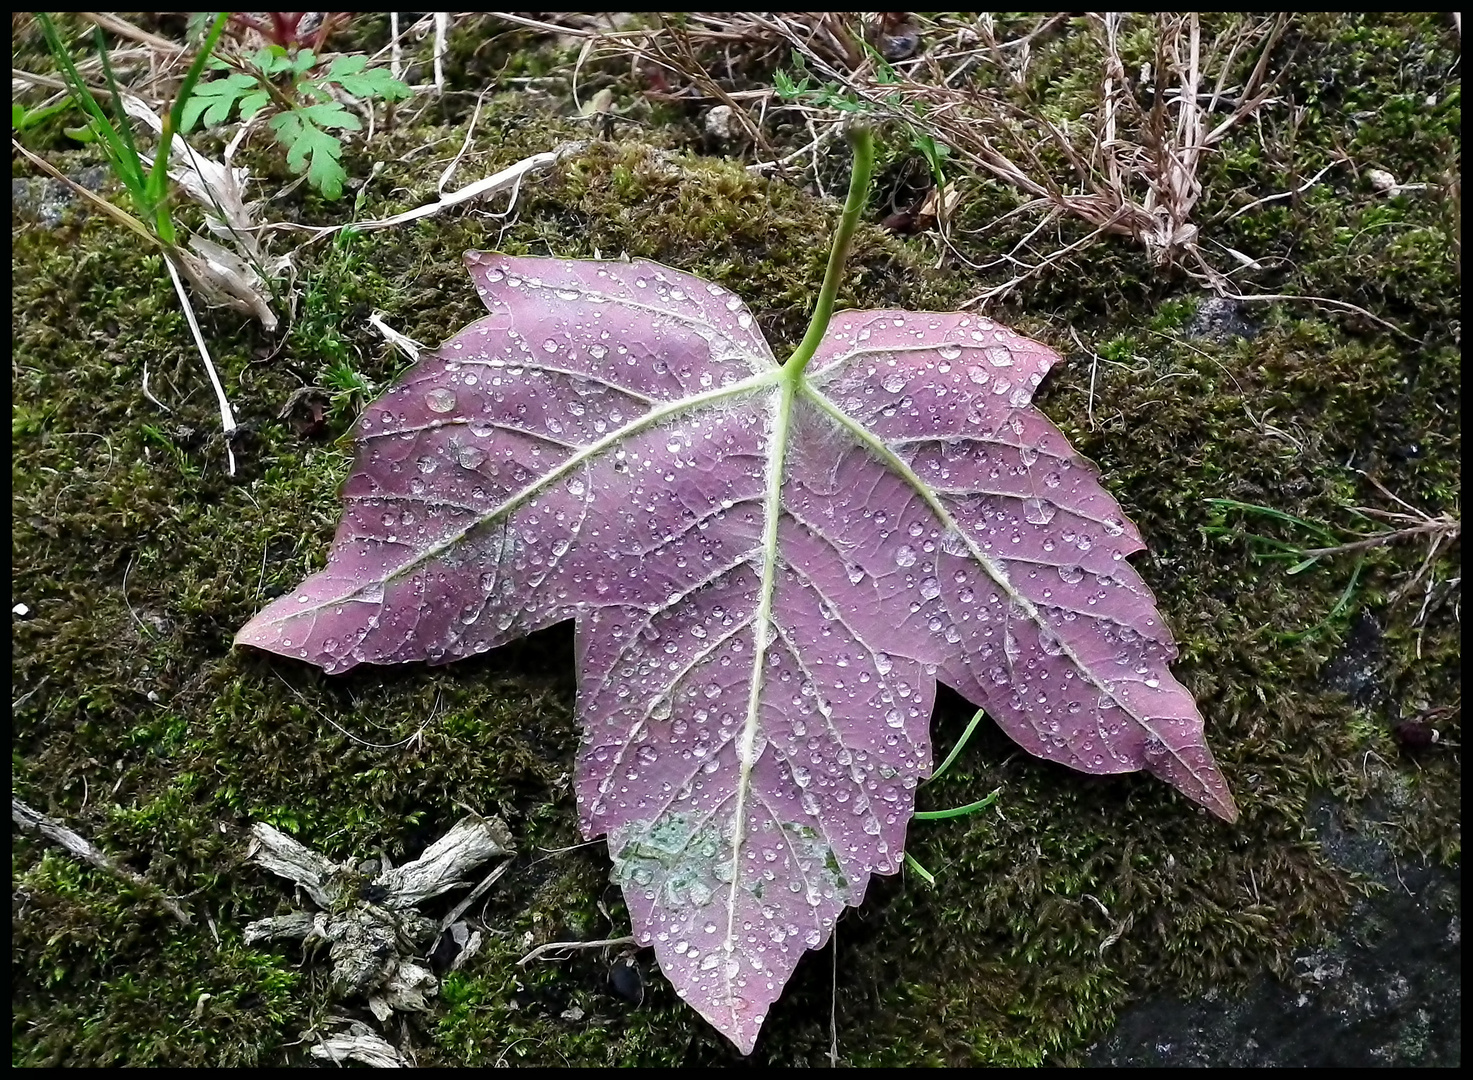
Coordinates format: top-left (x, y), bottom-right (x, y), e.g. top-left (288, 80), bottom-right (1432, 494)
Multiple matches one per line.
top-left (784, 125), bottom-right (875, 378)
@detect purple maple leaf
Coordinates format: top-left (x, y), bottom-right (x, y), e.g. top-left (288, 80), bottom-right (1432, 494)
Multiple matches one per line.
top-left (237, 253), bottom-right (1236, 1053)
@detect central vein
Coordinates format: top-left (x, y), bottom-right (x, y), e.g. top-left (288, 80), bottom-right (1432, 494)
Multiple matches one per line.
top-left (724, 370), bottom-right (798, 978)
top-left (718, 127), bottom-right (874, 1002)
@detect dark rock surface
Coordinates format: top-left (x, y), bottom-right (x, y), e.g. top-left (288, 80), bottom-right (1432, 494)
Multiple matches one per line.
top-left (1090, 801), bottom-right (1460, 1066)
top-left (1184, 296), bottom-right (1261, 344)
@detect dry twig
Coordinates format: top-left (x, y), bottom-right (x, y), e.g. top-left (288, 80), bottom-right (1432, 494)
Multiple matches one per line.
top-left (12, 795), bottom-right (191, 924)
top-left (576, 13), bottom-right (1303, 297)
top-left (517, 934), bottom-right (637, 966)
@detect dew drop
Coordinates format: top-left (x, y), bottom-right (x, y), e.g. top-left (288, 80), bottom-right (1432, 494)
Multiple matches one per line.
top-left (1023, 497), bottom-right (1056, 525)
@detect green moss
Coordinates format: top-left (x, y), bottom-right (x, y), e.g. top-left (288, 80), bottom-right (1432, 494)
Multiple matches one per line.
top-left (11, 848), bottom-right (301, 1067)
top-left (12, 12), bottom-right (1459, 1069)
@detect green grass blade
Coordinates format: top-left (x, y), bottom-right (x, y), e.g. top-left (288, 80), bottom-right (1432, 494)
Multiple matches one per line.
top-left (145, 10), bottom-right (231, 237)
top-left (156, 11), bottom-right (231, 180)
top-left (913, 788), bottom-right (1002, 821)
top-left (926, 708), bottom-right (986, 786)
top-left (35, 14), bottom-right (144, 196)
top-left (1282, 555), bottom-right (1367, 642)
top-left (1243, 535), bottom-right (1314, 558)
top-left (94, 26), bottom-right (143, 172)
top-left (1205, 497), bottom-right (1341, 547)
top-left (14, 98), bottom-right (74, 133)
top-left (904, 852), bottom-right (936, 886)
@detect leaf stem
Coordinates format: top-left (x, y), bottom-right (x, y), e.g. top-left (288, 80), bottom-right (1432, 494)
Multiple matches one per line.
top-left (785, 125), bottom-right (874, 377)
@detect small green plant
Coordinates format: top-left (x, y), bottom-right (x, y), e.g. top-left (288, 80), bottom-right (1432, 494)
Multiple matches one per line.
top-left (139, 423), bottom-right (202, 478)
top-left (291, 227), bottom-right (382, 424)
top-left (32, 12), bottom-right (244, 475)
top-left (775, 61), bottom-right (873, 113)
top-left (1203, 498), bottom-right (1370, 641)
top-left (776, 52), bottom-right (951, 191)
top-left (184, 47), bottom-right (411, 199)
top-left (321, 358), bottom-right (376, 423)
top-left (36, 12), bottom-right (229, 246)
top-left (910, 130), bottom-right (951, 189)
top-left (11, 96), bottom-right (73, 138)
top-left (775, 41), bottom-right (903, 104)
